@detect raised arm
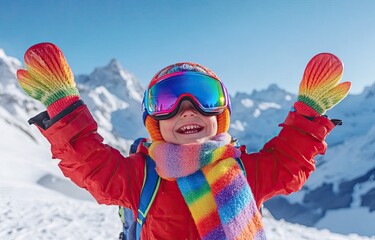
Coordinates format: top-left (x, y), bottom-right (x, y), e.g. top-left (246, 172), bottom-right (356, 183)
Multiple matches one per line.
top-left (17, 43), bottom-right (144, 208)
top-left (242, 53), bottom-right (351, 208)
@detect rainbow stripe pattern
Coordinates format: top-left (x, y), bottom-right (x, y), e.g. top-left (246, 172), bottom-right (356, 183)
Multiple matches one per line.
top-left (16, 43), bottom-right (79, 108)
top-left (149, 133), bottom-right (266, 239)
top-left (149, 139), bottom-right (240, 179)
top-left (297, 53), bottom-right (351, 115)
top-left (177, 158), bottom-right (265, 239)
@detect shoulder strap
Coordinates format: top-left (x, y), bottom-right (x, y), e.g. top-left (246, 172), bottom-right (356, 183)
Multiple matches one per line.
top-left (235, 157), bottom-right (246, 177)
top-left (130, 138), bottom-right (148, 154)
top-left (131, 137), bottom-right (244, 240)
top-left (232, 137), bottom-right (246, 177)
top-left (135, 154), bottom-right (161, 240)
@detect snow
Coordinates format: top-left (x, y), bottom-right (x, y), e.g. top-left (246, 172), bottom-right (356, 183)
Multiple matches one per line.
top-left (264, 216), bottom-right (374, 240)
top-left (1, 128), bottom-right (373, 240)
top-left (0, 48), bottom-right (22, 81)
top-left (0, 118), bottom-right (375, 240)
top-left (241, 98), bottom-right (254, 108)
top-left (89, 86), bottom-right (129, 112)
top-left (285, 94), bottom-right (292, 101)
top-left (231, 120), bottom-right (247, 131)
top-left (306, 124), bottom-right (375, 190)
top-left (258, 102), bottom-right (281, 110)
top-left (253, 108), bottom-right (261, 118)
top-left (315, 208), bottom-right (375, 237)
top-left (4, 197), bottom-right (373, 240)
top-left (1, 46), bottom-right (375, 239)
top-left (0, 198), bottom-right (120, 240)
top-left (1, 117), bottom-right (372, 240)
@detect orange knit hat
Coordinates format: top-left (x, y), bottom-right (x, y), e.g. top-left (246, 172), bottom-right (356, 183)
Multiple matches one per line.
top-left (143, 62), bottom-right (231, 141)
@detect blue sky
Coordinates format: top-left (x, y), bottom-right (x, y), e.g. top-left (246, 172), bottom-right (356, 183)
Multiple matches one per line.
top-left (1, 0), bottom-right (375, 95)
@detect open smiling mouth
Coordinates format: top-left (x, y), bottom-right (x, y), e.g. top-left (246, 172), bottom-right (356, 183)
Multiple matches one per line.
top-left (176, 124), bottom-right (204, 134)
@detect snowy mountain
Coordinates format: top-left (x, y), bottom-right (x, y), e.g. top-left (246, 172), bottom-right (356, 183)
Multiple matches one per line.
top-left (1, 48), bottom-right (374, 239)
top-left (75, 58), bottom-right (147, 153)
top-left (229, 84), bottom-right (296, 152)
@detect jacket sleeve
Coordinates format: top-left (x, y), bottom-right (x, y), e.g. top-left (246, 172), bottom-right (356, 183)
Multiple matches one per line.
top-left (29, 100), bottom-right (144, 208)
top-left (241, 111), bottom-right (336, 209)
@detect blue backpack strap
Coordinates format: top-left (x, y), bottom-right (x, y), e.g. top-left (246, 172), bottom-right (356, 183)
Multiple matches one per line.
top-left (135, 154), bottom-right (161, 240)
top-left (232, 136), bottom-right (246, 177)
top-left (127, 136), bottom-right (245, 240)
top-left (130, 138), bottom-right (146, 155)
top-left (235, 157), bottom-right (246, 177)
top-left (118, 138), bottom-right (160, 240)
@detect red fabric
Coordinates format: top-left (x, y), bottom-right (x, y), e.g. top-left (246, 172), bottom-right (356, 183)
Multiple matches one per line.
top-left (294, 101), bottom-right (321, 117)
top-left (35, 105), bottom-right (335, 240)
top-left (47, 96), bottom-right (80, 118)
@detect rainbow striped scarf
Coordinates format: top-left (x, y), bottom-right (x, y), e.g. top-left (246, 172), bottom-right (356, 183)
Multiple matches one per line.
top-left (148, 133), bottom-right (266, 240)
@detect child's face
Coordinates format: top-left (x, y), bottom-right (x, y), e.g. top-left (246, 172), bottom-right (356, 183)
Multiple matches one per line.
top-left (159, 100), bottom-right (218, 144)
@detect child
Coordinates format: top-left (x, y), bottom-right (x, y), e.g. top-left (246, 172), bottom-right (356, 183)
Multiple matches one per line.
top-left (17, 43), bottom-right (351, 240)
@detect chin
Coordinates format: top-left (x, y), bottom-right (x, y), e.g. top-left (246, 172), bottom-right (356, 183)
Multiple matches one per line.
top-left (179, 136), bottom-right (210, 145)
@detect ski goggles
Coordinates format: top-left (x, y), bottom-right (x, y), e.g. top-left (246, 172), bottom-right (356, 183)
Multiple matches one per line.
top-left (143, 71), bottom-right (230, 120)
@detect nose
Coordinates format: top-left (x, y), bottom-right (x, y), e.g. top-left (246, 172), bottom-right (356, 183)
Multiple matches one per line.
top-left (181, 108), bottom-right (196, 118)
top-left (179, 101), bottom-right (197, 118)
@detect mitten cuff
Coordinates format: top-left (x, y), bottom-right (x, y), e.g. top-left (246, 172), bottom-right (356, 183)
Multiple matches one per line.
top-left (293, 101), bottom-right (321, 117)
top-left (47, 95), bottom-right (80, 118)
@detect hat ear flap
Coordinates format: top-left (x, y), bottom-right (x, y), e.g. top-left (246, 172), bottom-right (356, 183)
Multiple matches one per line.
top-left (217, 108), bottom-right (230, 134)
top-left (145, 116), bottom-right (164, 141)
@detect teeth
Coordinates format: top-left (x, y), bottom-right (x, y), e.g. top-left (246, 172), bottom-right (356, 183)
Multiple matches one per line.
top-left (178, 124), bottom-right (202, 134)
top-left (180, 125), bottom-right (200, 131)
top-left (181, 125), bottom-right (200, 131)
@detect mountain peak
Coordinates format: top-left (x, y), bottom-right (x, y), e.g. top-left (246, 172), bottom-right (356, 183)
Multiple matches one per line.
top-left (362, 82), bottom-right (375, 99)
top-left (0, 49), bottom-right (5, 58)
top-left (107, 58), bottom-right (122, 71)
top-left (0, 49), bottom-right (23, 89)
top-left (76, 59), bottom-right (144, 102)
top-left (0, 48), bottom-right (22, 69)
top-left (248, 83), bottom-right (294, 102)
top-left (267, 83), bottom-right (282, 91)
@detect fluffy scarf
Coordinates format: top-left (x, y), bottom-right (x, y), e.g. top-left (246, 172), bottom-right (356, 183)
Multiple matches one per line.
top-left (148, 133), bottom-right (266, 240)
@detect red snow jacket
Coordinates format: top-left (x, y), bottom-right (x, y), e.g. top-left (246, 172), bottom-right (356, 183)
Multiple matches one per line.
top-left (30, 100), bottom-right (336, 240)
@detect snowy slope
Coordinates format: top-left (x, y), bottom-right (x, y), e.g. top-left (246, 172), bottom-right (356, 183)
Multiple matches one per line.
top-left (1, 48), bottom-right (374, 239)
top-left (0, 118), bottom-right (372, 240)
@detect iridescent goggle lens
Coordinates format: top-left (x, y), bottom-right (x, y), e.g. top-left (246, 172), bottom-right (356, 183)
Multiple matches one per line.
top-left (144, 72), bottom-right (228, 119)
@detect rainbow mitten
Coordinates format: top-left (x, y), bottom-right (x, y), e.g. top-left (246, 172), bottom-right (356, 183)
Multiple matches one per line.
top-left (294, 53), bottom-right (351, 117)
top-left (17, 43), bottom-right (79, 118)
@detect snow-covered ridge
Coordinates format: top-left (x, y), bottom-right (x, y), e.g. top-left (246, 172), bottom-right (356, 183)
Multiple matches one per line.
top-left (79, 59), bottom-right (144, 102)
top-left (0, 48), bottom-right (22, 84)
